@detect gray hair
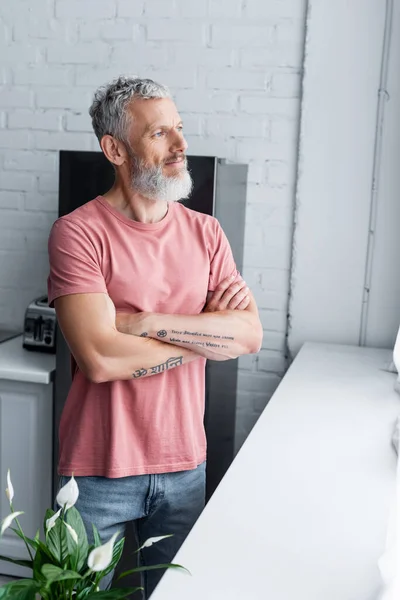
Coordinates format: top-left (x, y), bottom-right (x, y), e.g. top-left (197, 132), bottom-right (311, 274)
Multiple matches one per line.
top-left (89, 76), bottom-right (171, 143)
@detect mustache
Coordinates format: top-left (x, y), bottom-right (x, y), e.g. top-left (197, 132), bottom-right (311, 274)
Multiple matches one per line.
top-left (164, 154), bottom-right (187, 165)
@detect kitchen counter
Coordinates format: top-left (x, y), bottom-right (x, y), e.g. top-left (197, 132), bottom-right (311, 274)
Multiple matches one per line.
top-left (152, 342), bottom-right (400, 600)
top-left (0, 335), bottom-right (55, 384)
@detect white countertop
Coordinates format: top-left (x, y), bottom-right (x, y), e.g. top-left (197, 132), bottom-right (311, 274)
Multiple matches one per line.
top-left (0, 335), bottom-right (55, 384)
top-left (152, 342), bottom-right (400, 600)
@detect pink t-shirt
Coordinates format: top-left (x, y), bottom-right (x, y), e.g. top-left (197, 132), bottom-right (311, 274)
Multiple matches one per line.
top-left (47, 196), bottom-right (237, 477)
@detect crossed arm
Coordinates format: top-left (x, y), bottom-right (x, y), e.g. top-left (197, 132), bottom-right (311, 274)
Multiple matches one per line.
top-left (116, 277), bottom-right (263, 361)
top-left (54, 276), bottom-right (263, 383)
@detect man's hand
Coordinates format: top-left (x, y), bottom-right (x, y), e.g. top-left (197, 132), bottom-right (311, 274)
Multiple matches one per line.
top-left (203, 274), bottom-right (250, 313)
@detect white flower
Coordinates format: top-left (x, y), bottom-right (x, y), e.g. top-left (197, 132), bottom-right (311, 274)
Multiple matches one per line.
top-left (87, 532), bottom-right (119, 572)
top-left (56, 475), bottom-right (79, 510)
top-left (5, 470), bottom-right (14, 503)
top-left (1, 511), bottom-right (24, 536)
top-left (64, 522), bottom-right (78, 544)
top-left (46, 508), bottom-right (61, 533)
top-left (138, 534), bottom-right (173, 551)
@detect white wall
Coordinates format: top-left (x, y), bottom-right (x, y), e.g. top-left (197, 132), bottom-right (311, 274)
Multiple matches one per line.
top-left (289, 0), bottom-right (400, 356)
top-left (0, 0), bottom-right (307, 448)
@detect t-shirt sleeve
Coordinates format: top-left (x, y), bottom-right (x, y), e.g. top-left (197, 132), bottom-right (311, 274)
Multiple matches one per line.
top-left (47, 217), bottom-right (108, 307)
top-left (208, 218), bottom-right (240, 292)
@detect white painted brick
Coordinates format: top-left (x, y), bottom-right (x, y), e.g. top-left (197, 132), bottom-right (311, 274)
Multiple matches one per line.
top-left (147, 21), bottom-right (206, 43)
top-left (0, 209), bottom-right (56, 230)
top-left (2, 0), bottom-right (53, 21)
top-left (65, 112), bottom-right (93, 133)
top-left (235, 137), bottom-right (297, 162)
top-left (274, 19), bottom-right (306, 45)
top-left (258, 309), bottom-right (288, 332)
top-left (0, 130), bottom-right (32, 149)
top-left (8, 110), bottom-right (62, 131)
top-left (0, 89), bottom-right (33, 108)
top-left (261, 330), bottom-right (287, 353)
top-left (175, 90), bottom-right (237, 114)
top-left (209, 0), bottom-right (242, 18)
top-left (111, 44), bottom-right (168, 68)
top-left (207, 70), bottom-right (267, 91)
top-left (35, 87), bottom-right (93, 110)
top-left (25, 192), bottom-right (57, 212)
top-left (171, 47), bottom-right (235, 68)
top-left (205, 115), bottom-right (266, 138)
top-left (3, 151), bottom-right (57, 172)
top-left (55, 1), bottom-right (116, 19)
top-left (147, 69), bottom-right (197, 89)
top-left (0, 227), bottom-right (26, 250)
top-left (47, 42), bottom-right (110, 64)
top-left (257, 349), bottom-right (287, 374)
top-left (79, 21), bottom-right (140, 41)
top-left (267, 160), bottom-right (294, 187)
top-left (34, 131), bottom-right (93, 151)
top-left (211, 24), bottom-right (274, 46)
top-left (174, 0), bottom-right (208, 17)
top-left (75, 66), bottom-right (131, 87)
top-left (240, 96), bottom-right (300, 118)
top-left (117, 0), bottom-right (145, 17)
top-left (238, 354), bottom-right (257, 371)
top-left (183, 134), bottom-right (235, 158)
top-left (245, 239), bottom-right (292, 269)
top-left (38, 174), bottom-right (58, 193)
top-left (240, 43), bottom-right (304, 69)
top-left (1, 172), bottom-right (36, 192)
top-left (13, 19), bottom-right (78, 44)
top-left (271, 71), bottom-right (302, 98)
top-left (13, 66), bottom-right (73, 86)
top-left (0, 21), bottom-right (10, 44)
top-left (0, 112), bottom-right (6, 128)
top-left (0, 191), bottom-right (23, 210)
top-left (0, 67), bottom-right (10, 85)
top-left (1, 44), bottom-right (41, 64)
top-left (244, 0), bottom-right (306, 19)
top-left (247, 161), bottom-right (267, 183)
top-left (177, 115), bottom-right (202, 135)
top-left (238, 371), bottom-right (282, 394)
top-left (144, 0), bottom-right (177, 17)
top-left (270, 118), bottom-right (298, 145)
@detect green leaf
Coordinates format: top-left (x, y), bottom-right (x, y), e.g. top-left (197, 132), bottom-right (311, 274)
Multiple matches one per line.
top-left (117, 562), bottom-right (190, 580)
top-left (42, 562), bottom-right (82, 585)
top-left (85, 588), bottom-right (143, 600)
top-left (46, 517), bottom-right (69, 565)
top-left (65, 506), bottom-right (89, 572)
top-left (0, 554), bottom-right (33, 569)
top-left (101, 537), bottom-right (125, 577)
top-left (0, 579), bottom-right (40, 600)
top-left (33, 546), bottom-right (50, 584)
top-left (92, 523), bottom-right (102, 547)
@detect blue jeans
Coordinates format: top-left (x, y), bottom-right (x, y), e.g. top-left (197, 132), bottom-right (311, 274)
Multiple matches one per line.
top-left (58, 462), bottom-right (206, 599)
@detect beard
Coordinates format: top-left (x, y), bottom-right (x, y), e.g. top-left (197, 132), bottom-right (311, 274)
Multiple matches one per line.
top-left (128, 150), bottom-right (193, 203)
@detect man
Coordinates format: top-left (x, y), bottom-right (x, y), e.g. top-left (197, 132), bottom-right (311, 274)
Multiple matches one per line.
top-left (48, 76), bottom-right (263, 597)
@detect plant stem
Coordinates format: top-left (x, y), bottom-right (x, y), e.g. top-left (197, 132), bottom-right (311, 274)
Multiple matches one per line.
top-left (9, 501), bottom-right (34, 562)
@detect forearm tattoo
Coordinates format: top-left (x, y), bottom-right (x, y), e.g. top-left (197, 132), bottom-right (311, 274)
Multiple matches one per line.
top-left (132, 356), bottom-right (183, 379)
top-left (156, 329), bottom-right (234, 350)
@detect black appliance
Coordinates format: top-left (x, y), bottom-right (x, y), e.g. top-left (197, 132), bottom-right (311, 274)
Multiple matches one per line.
top-left (53, 150), bottom-right (248, 502)
top-left (23, 295), bottom-right (57, 353)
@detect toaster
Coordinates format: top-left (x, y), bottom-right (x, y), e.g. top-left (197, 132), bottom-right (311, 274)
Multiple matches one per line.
top-left (23, 294), bottom-right (57, 353)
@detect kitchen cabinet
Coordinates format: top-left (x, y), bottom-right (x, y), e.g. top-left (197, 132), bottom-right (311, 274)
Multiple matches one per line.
top-left (0, 336), bottom-right (55, 577)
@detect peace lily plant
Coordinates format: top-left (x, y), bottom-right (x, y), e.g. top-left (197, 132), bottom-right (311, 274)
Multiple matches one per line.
top-left (0, 470), bottom-right (187, 599)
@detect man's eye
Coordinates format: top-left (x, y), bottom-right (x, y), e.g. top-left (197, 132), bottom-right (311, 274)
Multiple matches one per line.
top-left (177, 125), bottom-right (183, 132)
top-left (153, 131), bottom-right (165, 138)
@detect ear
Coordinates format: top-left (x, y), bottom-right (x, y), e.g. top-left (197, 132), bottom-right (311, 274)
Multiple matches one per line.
top-left (100, 135), bottom-right (128, 167)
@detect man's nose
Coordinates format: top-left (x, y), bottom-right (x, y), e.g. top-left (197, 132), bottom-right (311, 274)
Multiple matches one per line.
top-left (170, 130), bottom-right (188, 154)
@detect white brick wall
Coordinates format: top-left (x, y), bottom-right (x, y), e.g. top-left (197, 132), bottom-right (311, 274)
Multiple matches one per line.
top-left (0, 0), bottom-right (307, 449)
